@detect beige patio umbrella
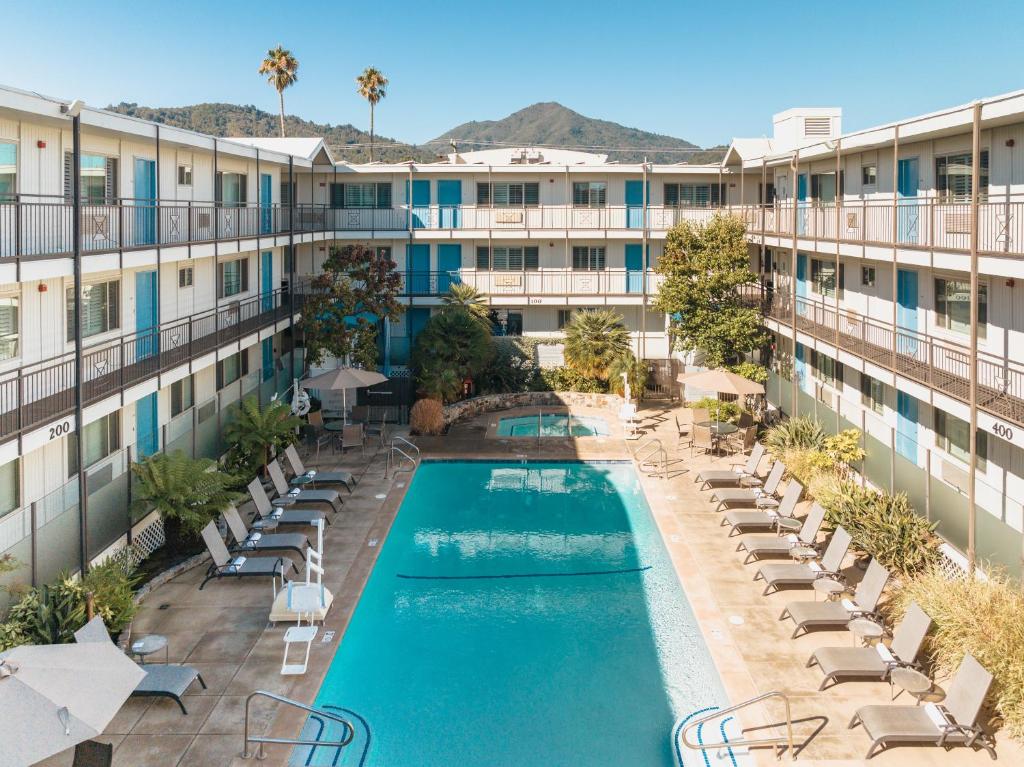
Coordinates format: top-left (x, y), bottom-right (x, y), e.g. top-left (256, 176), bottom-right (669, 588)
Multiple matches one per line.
top-left (0, 641), bottom-right (146, 765)
top-left (302, 367), bottom-right (388, 424)
top-left (677, 368), bottom-right (765, 430)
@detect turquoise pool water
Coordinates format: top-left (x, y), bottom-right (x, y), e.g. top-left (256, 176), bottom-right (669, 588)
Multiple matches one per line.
top-left (495, 413), bottom-right (610, 437)
top-left (300, 461), bottom-right (732, 766)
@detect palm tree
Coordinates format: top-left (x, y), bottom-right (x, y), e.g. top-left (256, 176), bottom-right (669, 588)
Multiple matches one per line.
top-left (356, 67), bottom-right (388, 162)
top-left (441, 283), bottom-right (491, 329)
top-left (258, 46), bottom-right (299, 137)
top-left (563, 309), bottom-right (632, 381)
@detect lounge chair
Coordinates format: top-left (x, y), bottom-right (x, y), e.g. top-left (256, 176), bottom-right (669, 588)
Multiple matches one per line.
top-left (721, 478), bottom-right (802, 536)
top-left (710, 461), bottom-right (785, 511)
top-left (283, 443), bottom-right (356, 492)
top-left (266, 460), bottom-right (343, 514)
top-left (695, 443), bottom-right (766, 489)
top-left (755, 526), bottom-right (853, 595)
top-left (779, 559), bottom-right (890, 638)
top-left (735, 500), bottom-right (825, 563)
top-left (849, 653), bottom-right (996, 760)
top-left (223, 504), bottom-right (309, 561)
top-left (74, 617), bottom-right (208, 715)
top-left (808, 602), bottom-right (932, 691)
top-left (198, 522), bottom-right (294, 590)
top-left (249, 478), bottom-right (329, 528)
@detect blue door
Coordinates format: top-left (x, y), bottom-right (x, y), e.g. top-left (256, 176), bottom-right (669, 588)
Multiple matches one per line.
top-left (437, 180), bottom-right (461, 229)
top-left (794, 342), bottom-right (812, 395)
top-left (897, 158), bottom-right (920, 244)
top-left (407, 308), bottom-right (431, 358)
top-left (896, 268), bottom-right (919, 356)
top-left (896, 392), bottom-right (919, 461)
top-left (437, 244), bottom-right (462, 294)
top-left (261, 251), bottom-right (273, 312)
top-left (136, 392), bottom-right (159, 458)
top-left (796, 173), bottom-right (808, 236)
top-left (262, 337), bottom-right (274, 381)
top-left (405, 180), bottom-right (430, 229)
top-left (260, 173), bottom-right (273, 234)
top-left (407, 243), bottom-right (431, 295)
top-left (133, 158), bottom-right (156, 246)
top-left (135, 270), bottom-right (158, 361)
top-left (625, 244), bottom-right (645, 293)
top-left (625, 180), bottom-right (646, 229)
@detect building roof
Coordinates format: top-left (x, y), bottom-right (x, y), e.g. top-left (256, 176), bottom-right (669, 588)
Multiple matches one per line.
top-left (228, 136), bottom-right (335, 165)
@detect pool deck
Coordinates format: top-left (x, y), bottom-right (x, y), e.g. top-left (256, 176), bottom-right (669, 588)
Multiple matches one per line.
top-left (40, 404), bottom-right (1023, 766)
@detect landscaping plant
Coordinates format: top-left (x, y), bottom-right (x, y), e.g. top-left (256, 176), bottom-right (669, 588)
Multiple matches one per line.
top-left (727, 361), bottom-right (769, 384)
top-left (688, 396), bottom-right (743, 424)
top-left (608, 353), bottom-right (649, 399)
top-left (224, 395), bottom-right (301, 480)
top-left (410, 398), bottom-right (445, 436)
top-left (412, 309), bottom-right (494, 403)
top-left (562, 309), bottom-right (631, 382)
top-left (763, 415), bottom-right (827, 453)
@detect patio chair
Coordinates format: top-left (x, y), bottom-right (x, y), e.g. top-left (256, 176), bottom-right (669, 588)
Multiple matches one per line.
top-left (755, 526), bottom-right (853, 595)
top-left (674, 414), bottom-right (693, 452)
top-left (808, 602), bottom-right (932, 691)
top-left (735, 500), bottom-right (826, 563)
top-left (721, 478), bottom-right (802, 535)
top-left (223, 504), bottom-right (309, 561)
top-left (198, 522), bottom-right (294, 590)
top-left (339, 423), bottom-right (366, 455)
top-left (306, 410), bottom-right (333, 463)
top-left (691, 425), bottom-right (716, 457)
top-left (283, 443), bottom-right (355, 492)
top-left (266, 460), bottom-right (343, 514)
top-left (695, 443), bottom-right (765, 488)
top-left (74, 616), bottom-right (208, 716)
top-left (72, 741), bottom-right (113, 767)
top-left (849, 653), bottom-right (996, 760)
top-left (711, 460), bottom-right (785, 511)
top-left (737, 411), bottom-right (755, 428)
top-left (779, 559), bottom-right (890, 638)
top-left (248, 478), bottom-right (329, 528)
top-left (691, 407), bottom-right (710, 425)
top-left (725, 425), bottom-right (758, 455)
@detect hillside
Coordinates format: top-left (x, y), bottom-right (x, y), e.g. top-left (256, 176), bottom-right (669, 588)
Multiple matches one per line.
top-left (432, 102), bottom-right (725, 164)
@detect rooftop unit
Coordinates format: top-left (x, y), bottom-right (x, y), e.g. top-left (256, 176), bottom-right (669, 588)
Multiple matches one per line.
top-left (771, 107), bottom-right (842, 149)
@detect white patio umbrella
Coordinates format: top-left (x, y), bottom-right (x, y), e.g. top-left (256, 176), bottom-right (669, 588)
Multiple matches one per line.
top-left (302, 367), bottom-right (388, 424)
top-left (0, 641), bottom-right (146, 766)
top-left (677, 369), bottom-right (765, 431)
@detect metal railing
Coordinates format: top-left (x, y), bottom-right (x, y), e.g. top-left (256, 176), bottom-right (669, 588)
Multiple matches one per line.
top-left (242, 690), bottom-right (355, 760)
top-left (678, 691), bottom-right (796, 761)
top-left (398, 269), bottom-right (663, 297)
top-left (386, 436), bottom-right (419, 477)
top-left (634, 438), bottom-right (669, 479)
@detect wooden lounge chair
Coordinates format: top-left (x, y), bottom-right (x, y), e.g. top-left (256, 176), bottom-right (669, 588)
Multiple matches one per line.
top-left (198, 522), bottom-right (293, 590)
top-left (779, 559), bottom-right (890, 638)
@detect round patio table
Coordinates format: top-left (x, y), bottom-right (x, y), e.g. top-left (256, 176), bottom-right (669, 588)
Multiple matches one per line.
top-left (813, 577), bottom-right (846, 600)
top-left (324, 422), bottom-right (346, 432)
top-left (130, 634), bottom-right (169, 664)
top-left (695, 421), bottom-right (739, 437)
top-left (849, 617), bottom-right (885, 646)
top-left (890, 666), bottom-right (936, 704)
top-left (321, 410), bottom-right (346, 421)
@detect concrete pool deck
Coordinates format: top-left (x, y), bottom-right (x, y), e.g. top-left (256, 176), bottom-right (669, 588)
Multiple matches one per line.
top-left (39, 405), bottom-right (1023, 766)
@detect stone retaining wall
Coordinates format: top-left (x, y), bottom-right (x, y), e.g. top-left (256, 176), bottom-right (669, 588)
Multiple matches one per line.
top-left (443, 391), bottom-right (625, 427)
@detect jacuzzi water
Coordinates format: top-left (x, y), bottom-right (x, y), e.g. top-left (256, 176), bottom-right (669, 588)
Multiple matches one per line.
top-left (495, 413), bottom-right (610, 437)
top-left (295, 461), bottom-right (739, 766)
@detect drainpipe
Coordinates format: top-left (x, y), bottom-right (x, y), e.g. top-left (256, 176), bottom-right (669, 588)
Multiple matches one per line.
top-left (407, 163), bottom-right (414, 309)
top-left (760, 157), bottom-right (767, 303)
top-left (288, 157), bottom-right (296, 346)
top-left (834, 137), bottom-right (842, 434)
top-left (155, 125), bottom-right (162, 334)
top-left (890, 126), bottom-right (900, 369)
top-left (71, 112), bottom-right (88, 574)
top-left (790, 149), bottom-right (799, 416)
top-left (641, 158), bottom-right (648, 361)
top-left (968, 102), bottom-right (982, 575)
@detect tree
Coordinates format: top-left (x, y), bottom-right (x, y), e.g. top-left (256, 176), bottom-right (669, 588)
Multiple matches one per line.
top-left (563, 309), bottom-right (632, 382)
top-left (224, 396), bottom-right (301, 480)
top-left (301, 243), bottom-right (404, 369)
top-left (609, 352), bottom-right (649, 399)
top-left (411, 310), bottom-right (494, 403)
top-left (356, 67), bottom-right (388, 162)
top-left (654, 213), bottom-right (766, 367)
top-left (441, 283), bottom-right (491, 329)
top-left (258, 46), bottom-right (299, 137)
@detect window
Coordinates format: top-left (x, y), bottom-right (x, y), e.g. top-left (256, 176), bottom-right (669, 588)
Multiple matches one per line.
top-left (0, 295), bottom-right (18, 361)
top-left (217, 351), bottom-right (249, 388)
top-left (664, 183), bottom-right (724, 208)
top-left (935, 409), bottom-right (987, 471)
top-left (936, 151), bottom-right (989, 201)
top-left (330, 182), bottom-right (392, 209)
top-left (178, 267), bottom-right (193, 288)
top-left (280, 181), bottom-right (295, 207)
top-left (67, 412), bottom-right (120, 476)
top-left (572, 246), bottom-right (605, 271)
top-left (759, 182), bottom-right (775, 205)
top-left (177, 164), bottom-right (192, 186)
top-left (572, 182), bottom-right (607, 208)
top-left (0, 458), bottom-right (18, 517)
top-left (935, 277), bottom-right (986, 337)
top-left (283, 246), bottom-right (294, 276)
top-left (862, 164), bottom-right (877, 187)
top-left (0, 143), bottom-right (15, 201)
top-left (862, 266), bottom-right (876, 287)
top-left (811, 350), bottom-right (842, 388)
top-left (64, 153), bottom-right (117, 204)
top-left (375, 246), bottom-right (393, 262)
top-left (171, 375), bottom-right (194, 416)
top-left (557, 309), bottom-right (574, 330)
top-left (860, 374), bottom-right (884, 414)
top-left (810, 172), bottom-right (843, 204)
top-left (475, 246), bottom-right (539, 270)
top-left (811, 259), bottom-right (844, 298)
top-left (476, 182), bottom-right (539, 207)
top-left (218, 258), bottom-right (250, 298)
top-left (216, 172), bottom-right (248, 207)
top-left (66, 279), bottom-right (119, 340)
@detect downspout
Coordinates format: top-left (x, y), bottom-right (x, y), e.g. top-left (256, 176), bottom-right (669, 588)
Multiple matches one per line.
top-left (890, 125), bottom-right (900, 369)
top-left (71, 113), bottom-right (88, 574)
top-left (968, 102), bottom-right (981, 574)
top-left (288, 157), bottom-right (296, 358)
top-left (790, 148), bottom-right (799, 416)
top-left (834, 137), bottom-right (842, 434)
top-left (641, 158), bottom-right (648, 361)
top-left (760, 157), bottom-right (767, 303)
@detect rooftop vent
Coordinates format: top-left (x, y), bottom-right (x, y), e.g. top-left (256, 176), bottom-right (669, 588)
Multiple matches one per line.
top-left (803, 117), bottom-right (832, 138)
top-left (510, 149), bottom-right (545, 164)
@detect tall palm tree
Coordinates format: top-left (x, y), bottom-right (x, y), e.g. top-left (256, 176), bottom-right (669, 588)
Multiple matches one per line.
top-left (563, 309), bottom-right (632, 381)
top-left (356, 67), bottom-right (388, 162)
top-left (441, 283), bottom-right (491, 329)
top-left (258, 46), bottom-right (299, 137)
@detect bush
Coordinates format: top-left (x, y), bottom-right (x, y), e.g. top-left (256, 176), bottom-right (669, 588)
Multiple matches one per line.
top-left (688, 396), bottom-right (743, 423)
top-left (764, 415), bottom-right (826, 453)
top-left (82, 557), bottom-right (139, 635)
top-left (531, 366), bottom-right (607, 393)
top-left (477, 338), bottom-right (533, 394)
top-left (893, 569), bottom-right (1024, 738)
top-left (727, 361), bottom-right (769, 384)
top-left (780, 447), bottom-right (838, 486)
top-left (608, 353), bottom-right (649, 399)
top-left (412, 309), bottom-right (494, 403)
top-left (410, 398), bottom-right (445, 436)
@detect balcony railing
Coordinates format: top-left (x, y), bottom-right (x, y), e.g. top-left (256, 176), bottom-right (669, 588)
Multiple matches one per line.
top-left (396, 269), bottom-right (664, 297)
top-left (0, 287), bottom-right (302, 442)
top-left (767, 293), bottom-right (1024, 427)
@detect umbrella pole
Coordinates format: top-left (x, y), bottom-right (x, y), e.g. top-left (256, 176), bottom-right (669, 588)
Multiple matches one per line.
top-left (343, 388), bottom-right (347, 426)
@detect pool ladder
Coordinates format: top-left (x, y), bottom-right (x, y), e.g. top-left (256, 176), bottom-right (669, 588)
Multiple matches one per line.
top-left (242, 690), bottom-right (355, 760)
top-left (634, 438), bottom-right (669, 479)
top-left (678, 691), bottom-right (797, 761)
top-left (386, 435), bottom-right (420, 478)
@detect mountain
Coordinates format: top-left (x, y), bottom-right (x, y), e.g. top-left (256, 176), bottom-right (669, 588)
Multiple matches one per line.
top-left (431, 102), bottom-right (726, 164)
top-left (106, 102), bottom-right (438, 163)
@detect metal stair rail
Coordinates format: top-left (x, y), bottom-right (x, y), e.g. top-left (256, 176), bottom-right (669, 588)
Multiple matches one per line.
top-left (633, 438), bottom-right (669, 479)
top-left (386, 435), bottom-right (420, 477)
top-left (242, 690), bottom-right (355, 760)
top-left (678, 691), bottom-right (796, 761)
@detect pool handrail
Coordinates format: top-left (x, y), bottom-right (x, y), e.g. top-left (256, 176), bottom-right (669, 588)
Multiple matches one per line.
top-left (678, 690), bottom-right (796, 761)
top-left (386, 436), bottom-right (419, 477)
top-left (242, 690), bottom-right (355, 759)
top-left (634, 438), bottom-right (669, 479)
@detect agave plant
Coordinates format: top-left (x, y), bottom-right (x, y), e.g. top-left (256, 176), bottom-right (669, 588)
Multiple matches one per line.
top-left (563, 309), bottom-right (632, 382)
top-left (6, 577), bottom-right (86, 645)
top-left (763, 415), bottom-right (827, 454)
top-left (224, 396), bottom-right (301, 479)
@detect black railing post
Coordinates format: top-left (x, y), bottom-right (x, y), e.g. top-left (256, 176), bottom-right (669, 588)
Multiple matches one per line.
top-left (288, 157), bottom-right (296, 347)
top-left (71, 111), bottom-right (89, 574)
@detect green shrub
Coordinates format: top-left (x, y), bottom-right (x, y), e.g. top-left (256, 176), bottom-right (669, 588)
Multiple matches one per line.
top-left (893, 569), bottom-right (1024, 738)
top-left (224, 396), bottom-right (301, 481)
top-left (608, 353), bottom-right (649, 398)
top-left (532, 366), bottom-right (607, 393)
top-left (477, 338), bottom-right (533, 394)
top-left (780, 447), bottom-right (837, 486)
top-left (688, 396), bottom-right (743, 423)
top-left (764, 415), bottom-right (826, 453)
top-left (412, 309), bottom-right (494, 403)
top-left (727, 361), bottom-right (769, 384)
top-left (823, 429), bottom-right (865, 468)
top-left (82, 557), bottom-right (139, 635)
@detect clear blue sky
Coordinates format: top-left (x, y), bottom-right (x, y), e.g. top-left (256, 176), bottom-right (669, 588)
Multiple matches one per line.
top-left (9, 0), bottom-right (1024, 148)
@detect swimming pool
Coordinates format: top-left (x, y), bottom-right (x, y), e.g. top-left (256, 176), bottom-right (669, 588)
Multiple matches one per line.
top-left (296, 461), bottom-right (736, 766)
top-left (495, 413), bottom-right (610, 437)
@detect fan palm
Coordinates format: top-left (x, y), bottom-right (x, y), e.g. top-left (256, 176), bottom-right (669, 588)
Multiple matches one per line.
top-left (563, 309), bottom-right (632, 381)
top-left (224, 396), bottom-right (301, 479)
top-left (356, 67), bottom-right (388, 161)
top-left (441, 283), bottom-right (491, 329)
top-left (258, 46), bottom-right (299, 137)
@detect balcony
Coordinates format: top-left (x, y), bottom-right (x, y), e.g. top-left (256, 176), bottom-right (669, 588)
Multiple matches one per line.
top-left (0, 287), bottom-right (301, 442)
top-left (767, 294), bottom-right (1024, 427)
top-left (396, 269), bottom-right (664, 297)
